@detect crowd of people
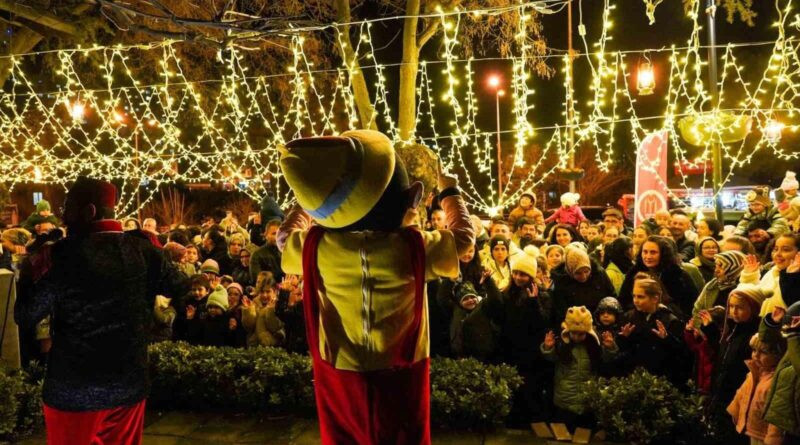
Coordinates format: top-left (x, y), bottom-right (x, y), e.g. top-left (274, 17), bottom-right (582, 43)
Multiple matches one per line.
top-left (7, 170), bottom-right (800, 444)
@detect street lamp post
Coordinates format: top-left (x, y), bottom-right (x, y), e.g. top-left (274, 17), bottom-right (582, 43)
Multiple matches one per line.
top-left (706, 0), bottom-right (724, 222)
top-left (487, 75), bottom-right (505, 201)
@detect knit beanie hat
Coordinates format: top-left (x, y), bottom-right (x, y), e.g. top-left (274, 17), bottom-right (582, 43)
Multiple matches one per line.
top-left (595, 296), bottom-right (623, 319)
top-left (489, 235), bottom-right (509, 251)
top-left (728, 283), bottom-right (766, 313)
top-left (564, 243), bottom-right (591, 278)
top-left (206, 285), bottom-right (229, 311)
top-left (511, 245), bottom-right (539, 278)
top-left (561, 306), bottom-right (599, 344)
top-left (782, 171), bottom-right (799, 192)
top-left (200, 259), bottom-right (220, 275)
top-left (746, 187), bottom-right (771, 207)
top-left (226, 282), bottom-right (243, 296)
top-left (456, 281), bottom-right (479, 303)
top-left (560, 192), bottom-right (580, 207)
top-left (35, 199), bottom-right (51, 213)
top-left (163, 242), bottom-right (186, 263)
top-left (713, 250), bottom-right (746, 286)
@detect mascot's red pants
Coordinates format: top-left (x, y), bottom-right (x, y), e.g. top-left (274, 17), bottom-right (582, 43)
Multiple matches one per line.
top-left (302, 226), bottom-right (431, 445)
top-left (44, 399), bottom-right (145, 445)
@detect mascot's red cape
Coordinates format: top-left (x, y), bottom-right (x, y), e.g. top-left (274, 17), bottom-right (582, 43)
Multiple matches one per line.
top-left (277, 130), bottom-right (474, 445)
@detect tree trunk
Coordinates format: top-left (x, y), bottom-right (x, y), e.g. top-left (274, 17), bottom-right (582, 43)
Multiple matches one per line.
top-left (0, 27), bottom-right (43, 88)
top-left (397, 0), bottom-right (420, 143)
top-left (333, 0), bottom-right (377, 131)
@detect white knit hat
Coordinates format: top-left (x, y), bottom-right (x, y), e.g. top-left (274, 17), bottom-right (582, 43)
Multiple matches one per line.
top-left (511, 245), bottom-right (539, 278)
top-left (782, 171), bottom-right (799, 192)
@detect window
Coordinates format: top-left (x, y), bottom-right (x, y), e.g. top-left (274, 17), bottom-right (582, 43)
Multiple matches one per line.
top-left (33, 192), bottom-right (42, 206)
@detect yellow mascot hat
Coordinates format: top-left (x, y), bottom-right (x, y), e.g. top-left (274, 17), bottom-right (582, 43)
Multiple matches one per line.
top-left (280, 130), bottom-right (396, 229)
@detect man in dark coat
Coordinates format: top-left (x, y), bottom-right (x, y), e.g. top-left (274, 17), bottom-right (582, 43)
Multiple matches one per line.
top-left (249, 218), bottom-right (283, 281)
top-left (14, 177), bottom-right (187, 445)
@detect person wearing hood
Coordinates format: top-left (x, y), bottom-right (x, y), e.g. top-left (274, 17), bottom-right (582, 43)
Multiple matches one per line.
top-left (777, 170), bottom-right (799, 220)
top-left (508, 190), bottom-right (545, 234)
top-left (698, 284), bottom-right (765, 444)
top-left (446, 280), bottom-right (496, 361)
top-left (735, 187), bottom-right (789, 238)
top-left (693, 250), bottom-right (746, 319)
top-left (617, 273), bottom-right (691, 387)
top-left (603, 237), bottom-right (634, 294)
top-left (484, 235), bottom-right (512, 290)
top-left (551, 243), bottom-right (616, 326)
top-left (594, 297), bottom-right (625, 378)
top-left (692, 237), bottom-right (721, 284)
top-left (541, 306), bottom-right (612, 430)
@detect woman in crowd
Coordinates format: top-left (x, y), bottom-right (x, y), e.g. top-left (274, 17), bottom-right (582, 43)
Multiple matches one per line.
top-left (618, 235), bottom-right (699, 319)
top-left (603, 237), bottom-right (634, 295)
top-left (696, 218), bottom-right (723, 241)
top-left (631, 225), bottom-right (652, 258)
top-left (692, 237), bottom-right (721, 283)
top-left (548, 224), bottom-right (582, 248)
top-left (741, 232), bottom-right (800, 317)
top-left (484, 235), bottom-right (512, 289)
top-left (550, 244), bottom-right (615, 325)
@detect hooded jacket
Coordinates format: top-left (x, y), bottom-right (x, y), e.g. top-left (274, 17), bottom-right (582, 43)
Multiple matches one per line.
top-left (550, 259), bottom-right (616, 326)
top-left (761, 316), bottom-right (800, 436)
top-left (618, 305), bottom-right (691, 387)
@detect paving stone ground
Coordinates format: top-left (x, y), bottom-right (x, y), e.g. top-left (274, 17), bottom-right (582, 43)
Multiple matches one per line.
top-left (12, 411), bottom-right (613, 444)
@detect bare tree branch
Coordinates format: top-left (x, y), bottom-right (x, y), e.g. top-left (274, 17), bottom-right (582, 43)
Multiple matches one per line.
top-left (0, 0), bottom-right (80, 35)
top-left (417, 19), bottom-right (439, 48)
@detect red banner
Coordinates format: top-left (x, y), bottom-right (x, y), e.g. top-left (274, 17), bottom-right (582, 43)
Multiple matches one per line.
top-left (635, 131), bottom-right (669, 226)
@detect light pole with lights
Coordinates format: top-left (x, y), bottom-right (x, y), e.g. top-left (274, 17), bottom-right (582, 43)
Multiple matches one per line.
top-left (487, 74), bottom-right (505, 200)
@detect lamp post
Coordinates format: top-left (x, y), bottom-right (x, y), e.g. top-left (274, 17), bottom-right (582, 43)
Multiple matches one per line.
top-left (487, 74), bottom-right (505, 200)
top-left (706, 0), bottom-right (724, 222)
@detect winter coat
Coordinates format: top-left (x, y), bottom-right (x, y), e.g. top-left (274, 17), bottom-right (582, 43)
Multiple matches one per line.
top-left (605, 262), bottom-right (626, 295)
top-left (703, 317), bottom-right (760, 410)
top-left (690, 256), bottom-right (716, 284)
top-left (483, 257), bottom-right (511, 290)
top-left (445, 279), bottom-right (499, 361)
top-left (618, 263), bottom-right (699, 320)
top-left (241, 298), bottom-right (285, 347)
top-left (249, 243), bottom-right (283, 282)
top-left (508, 206), bottom-right (546, 233)
top-left (544, 205), bottom-right (587, 227)
top-left (735, 206), bottom-right (790, 238)
top-left (617, 306), bottom-right (691, 387)
top-left (275, 289), bottom-right (307, 354)
top-left (151, 304), bottom-right (176, 343)
top-left (762, 317), bottom-right (800, 436)
top-left (741, 265), bottom-right (786, 318)
top-left (693, 281), bottom-right (736, 319)
top-left (674, 236), bottom-right (696, 263)
top-left (186, 312), bottom-right (241, 347)
top-left (551, 260), bottom-right (616, 326)
top-left (231, 263), bottom-right (253, 288)
top-left (483, 280), bottom-right (551, 371)
top-left (727, 360), bottom-right (783, 444)
top-left (541, 339), bottom-right (601, 415)
top-left (682, 262), bottom-right (706, 295)
top-left (684, 330), bottom-right (715, 394)
top-left (14, 225), bottom-right (188, 411)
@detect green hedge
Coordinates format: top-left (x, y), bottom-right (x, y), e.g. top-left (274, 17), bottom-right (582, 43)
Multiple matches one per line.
top-left (148, 342), bottom-right (523, 429)
top-left (581, 369), bottom-right (707, 445)
top-left (0, 363), bottom-right (43, 442)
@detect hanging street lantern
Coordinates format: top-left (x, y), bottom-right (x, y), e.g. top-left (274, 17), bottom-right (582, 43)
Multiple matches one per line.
top-left (637, 61), bottom-right (655, 96)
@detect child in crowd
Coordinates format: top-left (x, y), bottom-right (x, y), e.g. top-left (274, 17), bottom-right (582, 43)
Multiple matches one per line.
top-left (242, 272), bottom-right (285, 347)
top-left (186, 285), bottom-right (241, 347)
top-left (544, 192), bottom-right (587, 227)
top-left (541, 306), bottom-right (612, 430)
top-left (184, 244), bottom-right (201, 272)
top-left (728, 333), bottom-right (786, 445)
top-left (174, 274), bottom-right (212, 340)
top-left (152, 295), bottom-right (176, 343)
top-left (594, 297), bottom-right (622, 339)
top-left (484, 235), bottom-right (511, 289)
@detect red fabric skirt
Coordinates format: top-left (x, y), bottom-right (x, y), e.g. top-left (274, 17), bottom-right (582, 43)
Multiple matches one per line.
top-left (44, 399), bottom-right (146, 445)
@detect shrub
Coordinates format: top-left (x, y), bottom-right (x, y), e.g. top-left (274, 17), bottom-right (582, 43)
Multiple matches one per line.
top-left (581, 368), bottom-right (706, 445)
top-left (148, 343), bottom-right (522, 430)
top-left (430, 357), bottom-right (523, 430)
top-left (0, 363), bottom-right (43, 442)
top-left (147, 342), bottom-right (315, 414)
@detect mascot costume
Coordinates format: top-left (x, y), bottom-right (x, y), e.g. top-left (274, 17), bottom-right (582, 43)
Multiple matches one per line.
top-left (277, 130), bottom-right (474, 445)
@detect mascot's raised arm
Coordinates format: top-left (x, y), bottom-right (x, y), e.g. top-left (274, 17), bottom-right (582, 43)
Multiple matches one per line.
top-left (277, 130), bottom-right (474, 445)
